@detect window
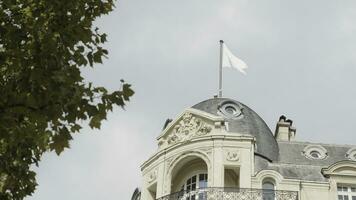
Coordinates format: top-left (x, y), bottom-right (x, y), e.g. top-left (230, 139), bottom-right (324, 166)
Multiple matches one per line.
top-left (337, 185), bottom-right (356, 200)
top-left (310, 151), bottom-right (321, 159)
top-left (303, 145), bottom-right (328, 160)
top-left (180, 173), bottom-right (208, 200)
top-left (262, 179), bottom-right (275, 200)
top-left (217, 101), bottom-right (243, 119)
top-left (346, 148), bottom-right (356, 161)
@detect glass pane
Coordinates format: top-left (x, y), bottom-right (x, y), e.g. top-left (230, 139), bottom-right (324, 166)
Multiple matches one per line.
top-left (263, 182), bottom-right (274, 190)
top-left (344, 187), bottom-right (348, 192)
top-left (262, 190), bottom-right (275, 200)
top-left (310, 151), bottom-right (321, 158)
top-left (199, 174), bottom-right (208, 188)
top-left (199, 180), bottom-right (207, 188)
top-left (187, 185), bottom-right (191, 191)
top-left (262, 181), bottom-right (275, 200)
top-left (339, 195), bottom-right (344, 200)
top-left (192, 183), bottom-right (196, 191)
top-left (192, 176), bottom-right (196, 184)
top-left (345, 195), bottom-right (349, 200)
top-left (199, 174), bottom-right (204, 181)
top-left (352, 196), bottom-right (356, 200)
top-left (352, 187), bottom-right (356, 192)
top-left (338, 187), bottom-right (343, 192)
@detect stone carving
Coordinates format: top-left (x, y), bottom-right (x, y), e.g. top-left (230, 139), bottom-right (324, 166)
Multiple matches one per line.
top-left (226, 151), bottom-right (240, 161)
top-left (166, 113), bottom-right (212, 145)
top-left (199, 147), bottom-right (213, 156)
top-left (147, 170), bottom-right (157, 183)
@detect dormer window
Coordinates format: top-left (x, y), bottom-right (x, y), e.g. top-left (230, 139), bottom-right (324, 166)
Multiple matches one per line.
top-left (310, 150), bottom-right (322, 159)
top-left (346, 148), bottom-right (356, 161)
top-left (217, 101), bottom-right (243, 119)
top-left (303, 145), bottom-right (328, 160)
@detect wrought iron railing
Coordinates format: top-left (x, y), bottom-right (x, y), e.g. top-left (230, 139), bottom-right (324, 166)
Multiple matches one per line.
top-left (156, 187), bottom-right (298, 200)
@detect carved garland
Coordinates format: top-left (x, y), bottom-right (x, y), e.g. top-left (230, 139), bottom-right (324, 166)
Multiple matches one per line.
top-left (165, 113), bottom-right (212, 145)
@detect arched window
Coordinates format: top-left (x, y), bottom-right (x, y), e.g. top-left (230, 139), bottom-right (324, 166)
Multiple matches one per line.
top-left (179, 173), bottom-right (208, 200)
top-left (262, 179), bottom-right (275, 200)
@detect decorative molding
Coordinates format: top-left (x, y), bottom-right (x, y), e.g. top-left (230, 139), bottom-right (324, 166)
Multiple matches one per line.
top-left (157, 108), bottom-right (224, 141)
top-left (167, 150), bottom-right (211, 176)
top-left (255, 170), bottom-right (284, 184)
top-left (322, 160), bottom-right (356, 177)
top-left (165, 157), bottom-right (175, 172)
top-left (302, 145), bottom-right (328, 160)
top-left (147, 169), bottom-right (157, 183)
top-left (217, 101), bottom-right (244, 119)
top-left (199, 147), bottom-right (213, 156)
top-left (346, 148), bottom-right (356, 161)
top-left (165, 113), bottom-right (212, 145)
top-left (226, 150), bottom-right (240, 161)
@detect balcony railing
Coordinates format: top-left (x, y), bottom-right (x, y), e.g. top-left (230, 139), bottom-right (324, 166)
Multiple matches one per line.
top-left (156, 187), bottom-right (298, 200)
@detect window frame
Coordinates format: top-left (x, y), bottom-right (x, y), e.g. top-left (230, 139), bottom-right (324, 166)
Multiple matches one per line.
top-left (262, 178), bottom-right (276, 200)
top-left (179, 173), bottom-right (208, 200)
top-left (337, 185), bottom-right (356, 200)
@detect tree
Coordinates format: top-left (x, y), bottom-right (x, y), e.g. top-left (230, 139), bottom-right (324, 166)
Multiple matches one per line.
top-left (0, 0), bottom-right (134, 199)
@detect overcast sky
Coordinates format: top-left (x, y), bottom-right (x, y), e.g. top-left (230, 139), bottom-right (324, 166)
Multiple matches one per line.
top-left (27, 0), bottom-right (356, 200)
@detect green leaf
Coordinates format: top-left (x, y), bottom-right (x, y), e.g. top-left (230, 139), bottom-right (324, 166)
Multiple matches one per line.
top-left (122, 84), bottom-right (135, 100)
top-left (49, 129), bottom-right (73, 155)
top-left (89, 116), bottom-right (101, 129)
top-left (70, 124), bottom-right (82, 133)
top-left (87, 52), bottom-right (93, 66)
top-left (93, 51), bottom-right (102, 63)
top-left (100, 34), bottom-right (107, 43)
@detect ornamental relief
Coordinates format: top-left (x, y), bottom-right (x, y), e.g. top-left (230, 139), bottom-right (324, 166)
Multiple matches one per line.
top-left (165, 113), bottom-right (212, 145)
top-left (147, 169), bottom-right (157, 183)
top-left (226, 150), bottom-right (240, 161)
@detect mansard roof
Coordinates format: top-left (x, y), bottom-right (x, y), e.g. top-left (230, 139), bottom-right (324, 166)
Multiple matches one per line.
top-left (255, 141), bottom-right (356, 182)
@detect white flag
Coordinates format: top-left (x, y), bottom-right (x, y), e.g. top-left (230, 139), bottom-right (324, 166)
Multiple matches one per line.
top-left (222, 43), bottom-right (248, 75)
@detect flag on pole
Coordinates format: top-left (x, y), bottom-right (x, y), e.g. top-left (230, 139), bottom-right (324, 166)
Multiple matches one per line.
top-left (221, 43), bottom-right (248, 75)
top-left (218, 40), bottom-right (248, 97)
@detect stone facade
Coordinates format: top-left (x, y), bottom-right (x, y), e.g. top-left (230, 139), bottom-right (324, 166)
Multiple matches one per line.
top-left (132, 98), bottom-right (356, 200)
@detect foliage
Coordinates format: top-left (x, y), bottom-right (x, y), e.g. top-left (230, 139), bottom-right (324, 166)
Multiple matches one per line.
top-left (0, 0), bottom-right (134, 199)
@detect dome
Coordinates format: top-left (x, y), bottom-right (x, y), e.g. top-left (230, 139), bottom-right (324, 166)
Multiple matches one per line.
top-left (192, 98), bottom-right (279, 161)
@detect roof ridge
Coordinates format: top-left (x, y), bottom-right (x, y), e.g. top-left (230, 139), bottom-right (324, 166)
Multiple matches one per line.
top-left (278, 141), bottom-right (356, 148)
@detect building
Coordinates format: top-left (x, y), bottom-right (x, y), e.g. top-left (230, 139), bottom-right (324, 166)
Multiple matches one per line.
top-left (131, 98), bottom-right (356, 200)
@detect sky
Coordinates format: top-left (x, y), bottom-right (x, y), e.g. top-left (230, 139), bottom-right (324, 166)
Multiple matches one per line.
top-left (27, 0), bottom-right (356, 199)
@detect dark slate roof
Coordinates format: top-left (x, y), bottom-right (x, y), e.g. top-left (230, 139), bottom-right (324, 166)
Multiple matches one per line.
top-left (192, 98), bottom-right (279, 161)
top-left (278, 141), bottom-right (355, 166)
top-left (255, 141), bottom-right (356, 182)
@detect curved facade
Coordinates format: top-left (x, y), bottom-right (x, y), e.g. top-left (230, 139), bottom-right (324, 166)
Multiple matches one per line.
top-left (133, 98), bottom-right (356, 200)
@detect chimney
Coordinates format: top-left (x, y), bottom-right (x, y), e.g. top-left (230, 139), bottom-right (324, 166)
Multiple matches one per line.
top-left (274, 115), bottom-right (296, 142)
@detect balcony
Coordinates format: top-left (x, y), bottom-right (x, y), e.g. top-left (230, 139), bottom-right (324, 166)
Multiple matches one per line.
top-left (156, 187), bottom-right (298, 200)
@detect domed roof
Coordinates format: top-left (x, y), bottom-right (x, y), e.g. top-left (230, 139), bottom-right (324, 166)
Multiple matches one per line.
top-left (192, 98), bottom-right (279, 161)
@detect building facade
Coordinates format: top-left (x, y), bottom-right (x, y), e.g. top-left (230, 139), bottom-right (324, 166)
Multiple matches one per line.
top-left (132, 98), bottom-right (356, 200)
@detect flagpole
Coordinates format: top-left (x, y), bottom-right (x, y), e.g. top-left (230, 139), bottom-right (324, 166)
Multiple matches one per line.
top-left (218, 40), bottom-right (224, 97)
